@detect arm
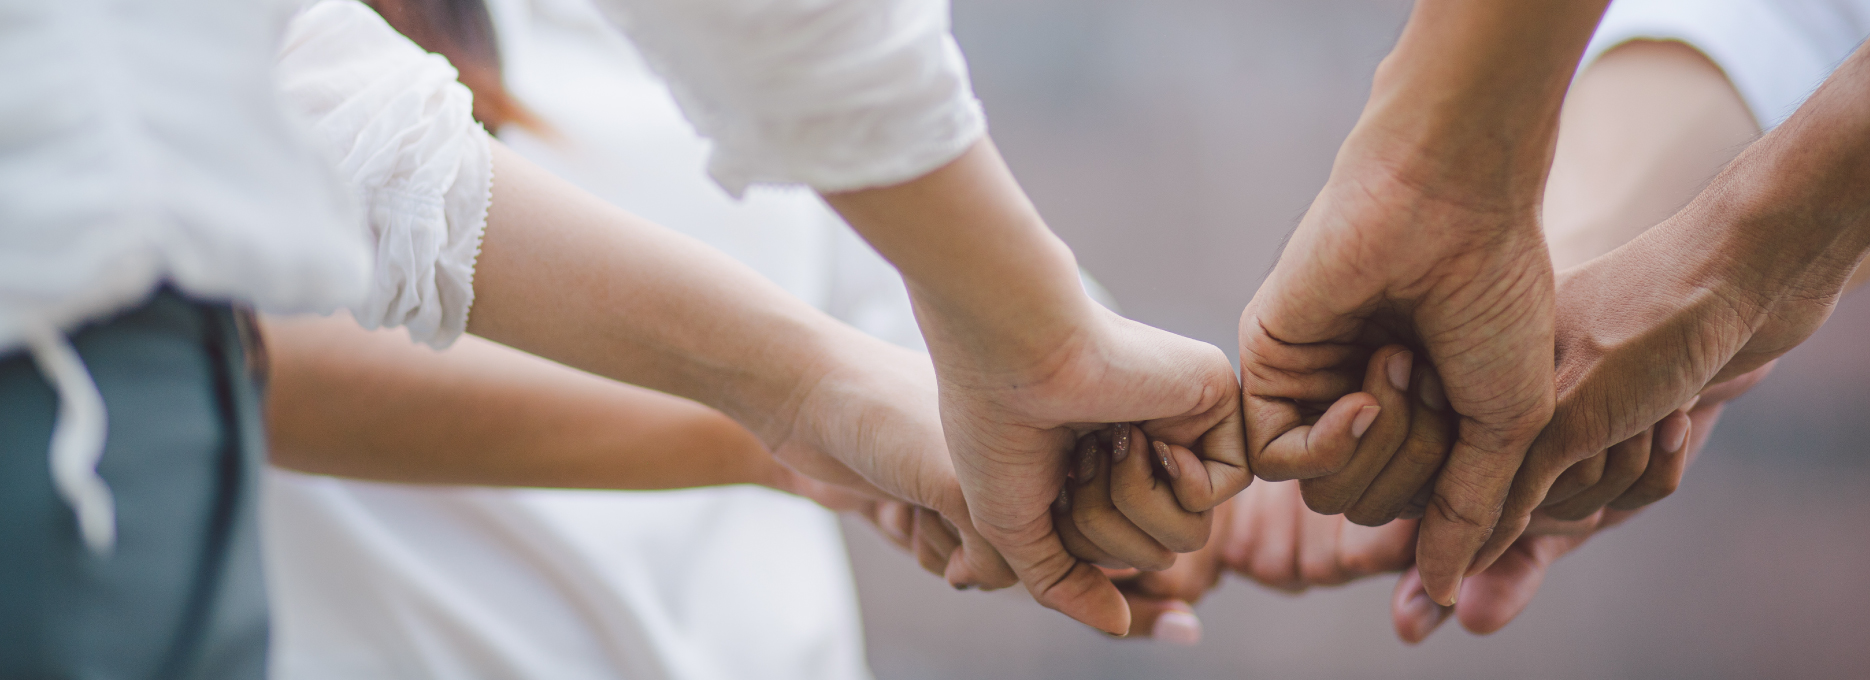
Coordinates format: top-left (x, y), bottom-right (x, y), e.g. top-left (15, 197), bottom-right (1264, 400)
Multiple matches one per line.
top-left (825, 141), bottom-right (1246, 635)
top-left (1238, 0), bottom-right (1612, 606)
top-left (583, 0), bottom-right (1241, 633)
top-left (1478, 38), bottom-right (1870, 572)
top-left (464, 140), bottom-right (1016, 588)
top-left (264, 313), bottom-right (789, 491)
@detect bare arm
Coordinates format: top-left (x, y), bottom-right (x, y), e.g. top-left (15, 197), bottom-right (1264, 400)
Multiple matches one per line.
top-left (264, 313), bottom-right (786, 491)
top-left (459, 140), bottom-right (1015, 588)
top-left (826, 139), bottom-right (1245, 635)
top-left (1238, 0), bottom-right (1612, 606)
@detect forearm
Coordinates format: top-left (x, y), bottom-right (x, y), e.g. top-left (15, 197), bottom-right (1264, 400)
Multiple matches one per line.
top-left (823, 139), bottom-right (1098, 367)
top-left (1353, 0), bottom-right (1611, 211)
top-left (264, 314), bottom-right (787, 490)
top-left (466, 141), bottom-right (867, 446)
top-left (1683, 43), bottom-right (1870, 308)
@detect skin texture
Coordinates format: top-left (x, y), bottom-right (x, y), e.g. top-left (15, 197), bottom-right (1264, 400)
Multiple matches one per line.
top-left (463, 140), bottom-right (1019, 590)
top-left (264, 312), bottom-right (962, 561)
top-left (827, 139), bottom-right (1246, 635)
top-left (1238, 0), bottom-right (1610, 606)
top-left (1117, 40), bottom-right (1771, 642)
top-left (1471, 38), bottom-right (1870, 574)
top-left (266, 314), bottom-right (795, 491)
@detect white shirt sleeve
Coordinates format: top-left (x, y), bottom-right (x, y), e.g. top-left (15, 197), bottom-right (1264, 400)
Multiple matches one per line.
top-left (587, 0), bottom-right (986, 197)
top-left (1585, 0), bottom-right (1870, 131)
top-left (274, 0), bottom-right (493, 348)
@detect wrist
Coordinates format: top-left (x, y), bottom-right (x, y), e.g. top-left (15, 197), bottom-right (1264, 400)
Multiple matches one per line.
top-left (1345, 1), bottom-right (1609, 214)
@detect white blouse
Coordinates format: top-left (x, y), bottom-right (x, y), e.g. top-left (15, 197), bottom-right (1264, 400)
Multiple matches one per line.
top-left (276, 0), bottom-right (493, 349)
top-left (5, 0), bottom-right (983, 553)
top-left (1585, 0), bottom-right (1870, 131)
top-left (588, 0), bottom-right (985, 196)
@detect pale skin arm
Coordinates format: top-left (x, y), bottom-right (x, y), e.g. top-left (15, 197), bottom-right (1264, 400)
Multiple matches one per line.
top-left (263, 313), bottom-right (962, 574)
top-left (825, 139), bottom-right (1245, 634)
top-left (1237, 0), bottom-right (1612, 606)
top-left (264, 314), bottom-right (795, 492)
top-left (452, 140), bottom-right (1015, 588)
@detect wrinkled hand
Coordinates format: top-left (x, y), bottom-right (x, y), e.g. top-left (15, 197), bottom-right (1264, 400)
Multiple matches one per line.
top-left (1469, 215), bottom-right (1827, 572)
top-left (933, 304), bottom-right (1245, 635)
top-left (1240, 154), bottom-right (1557, 606)
top-left (1395, 369), bottom-right (1759, 642)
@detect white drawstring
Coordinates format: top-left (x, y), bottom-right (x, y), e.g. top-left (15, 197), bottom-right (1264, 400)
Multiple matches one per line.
top-left (24, 322), bottom-right (115, 556)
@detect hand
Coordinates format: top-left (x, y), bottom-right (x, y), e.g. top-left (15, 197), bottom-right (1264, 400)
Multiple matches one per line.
top-left (1060, 341), bottom-right (1442, 582)
top-left (1102, 479), bottom-right (1420, 646)
top-left (767, 336), bottom-right (1020, 590)
top-left (1394, 374), bottom-right (1753, 642)
top-left (931, 304), bottom-right (1246, 635)
top-left (1239, 153), bottom-right (1556, 605)
top-left (1470, 213), bottom-right (1826, 572)
top-left (821, 140), bottom-right (1248, 634)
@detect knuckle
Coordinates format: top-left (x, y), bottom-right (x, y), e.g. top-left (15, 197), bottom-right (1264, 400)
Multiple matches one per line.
top-left (1427, 493), bottom-right (1499, 533)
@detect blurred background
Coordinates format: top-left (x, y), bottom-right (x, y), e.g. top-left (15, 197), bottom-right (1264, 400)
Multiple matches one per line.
top-left (840, 0), bottom-right (1870, 678)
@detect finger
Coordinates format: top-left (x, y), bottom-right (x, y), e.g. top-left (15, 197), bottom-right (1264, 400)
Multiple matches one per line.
top-left (1539, 450), bottom-right (1606, 509)
top-left (1239, 333), bottom-right (1368, 400)
top-left (1121, 598), bottom-right (1204, 646)
top-left (1302, 346), bottom-right (1416, 515)
top-left (1055, 441), bottom-right (1129, 568)
top-left (1347, 364), bottom-right (1454, 525)
top-left (1071, 429), bottom-right (1176, 571)
top-left (974, 505), bottom-right (1131, 635)
top-left (1160, 403), bottom-right (1252, 513)
top-left (1296, 501), bottom-right (1349, 586)
top-left (912, 507), bottom-right (962, 576)
top-left (1454, 533), bottom-right (1583, 636)
top-left (1391, 567), bottom-right (1454, 644)
top-left (1110, 426), bottom-right (1213, 554)
top-left (1248, 391), bottom-right (1380, 481)
top-left (1337, 516), bottom-right (1418, 578)
top-left (872, 501), bottom-right (915, 551)
top-left (1544, 428), bottom-right (1650, 520)
top-left (1608, 409), bottom-right (1691, 510)
top-left (927, 488), bottom-right (1018, 591)
top-left (1225, 479), bottom-right (1308, 592)
top-left (1523, 507), bottom-right (1603, 536)
top-left (1415, 419), bottom-right (1536, 607)
top-left (1396, 477), bottom-right (1434, 520)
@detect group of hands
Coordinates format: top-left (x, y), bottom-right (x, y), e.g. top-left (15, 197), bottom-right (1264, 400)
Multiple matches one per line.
top-left (743, 2), bottom-right (1870, 647)
top-left (766, 115), bottom-right (1828, 643)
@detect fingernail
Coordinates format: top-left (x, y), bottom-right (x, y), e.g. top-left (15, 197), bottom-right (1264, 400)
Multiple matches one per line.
top-left (952, 582), bottom-right (971, 591)
top-left (1154, 440), bottom-right (1180, 480)
top-left (1660, 414), bottom-right (1690, 453)
top-left (1401, 591), bottom-right (1451, 643)
top-left (1418, 372), bottom-right (1447, 411)
top-left (1077, 440), bottom-right (1099, 484)
top-left (1387, 351), bottom-right (1413, 391)
top-left (1446, 575), bottom-right (1461, 606)
top-left (1111, 424), bottom-right (1132, 463)
top-left (1351, 405), bottom-right (1381, 438)
top-left (1152, 611), bottom-right (1203, 646)
top-left (1054, 486), bottom-right (1071, 511)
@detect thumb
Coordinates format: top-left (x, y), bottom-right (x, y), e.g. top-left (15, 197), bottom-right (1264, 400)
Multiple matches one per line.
top-left (981, 516), bottom-right (1132, 636)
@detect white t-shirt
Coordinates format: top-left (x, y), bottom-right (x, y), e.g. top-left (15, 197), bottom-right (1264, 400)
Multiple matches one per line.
top-left (263, 1), bottom-right (923, 678)
top-left (1586, 0), bottom-right (1870, 131)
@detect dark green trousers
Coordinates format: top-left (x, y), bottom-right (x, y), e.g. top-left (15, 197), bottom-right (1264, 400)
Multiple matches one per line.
top-left (0, 289), bottom-right (269, 680)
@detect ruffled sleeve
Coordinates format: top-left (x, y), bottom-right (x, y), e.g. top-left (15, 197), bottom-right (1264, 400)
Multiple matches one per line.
top-left (275, 0), bottom-right (492, 348)
top-left (588, 0), bottom-right (986, 197)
